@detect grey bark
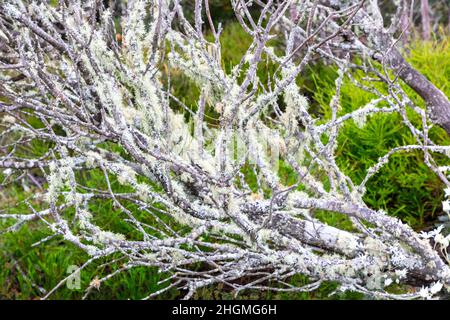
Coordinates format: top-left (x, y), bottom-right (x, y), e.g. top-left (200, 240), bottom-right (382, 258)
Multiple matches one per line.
top-left (317, 0), bottom-right (450, 137)
top-left (374, 45), bottom-right (450, 136)
top-left (399, 0), bottom-right (412, 43)
top-left (420, 0), bottom-right (431, 40)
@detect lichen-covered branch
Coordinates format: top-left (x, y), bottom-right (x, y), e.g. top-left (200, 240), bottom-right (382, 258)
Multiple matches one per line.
top-left (0, 0), bottom-right (449, 300)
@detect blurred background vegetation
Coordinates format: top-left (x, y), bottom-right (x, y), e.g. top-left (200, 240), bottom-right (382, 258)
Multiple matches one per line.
top-left (1, 0), bottom-right (450, 300)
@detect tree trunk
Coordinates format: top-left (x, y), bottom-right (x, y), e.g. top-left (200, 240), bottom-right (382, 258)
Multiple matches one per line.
top-left (448, 5), bottom-right (450, 33)
top-left (421, 0), bottom-right (431, 40)
top-left (400, 0), bottom-right (411, 43)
